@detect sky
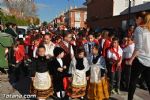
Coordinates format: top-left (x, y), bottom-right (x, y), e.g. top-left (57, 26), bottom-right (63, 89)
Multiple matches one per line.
top-left (35, 0), bottom-right (85, 22)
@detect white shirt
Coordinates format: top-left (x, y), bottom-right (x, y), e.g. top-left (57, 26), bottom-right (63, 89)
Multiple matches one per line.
top-left (134, 26), bottom-right (150, 67)
top-left (33, 47), bottom-right (38, 58)
top-left (57, 58), bottom-right (63, 67)
top-left (123, 43), bottom-right (135, 59)
top-left (44, 42), bottom-right (55, 56)
top-left (107, 46), bottom-right (123, 60)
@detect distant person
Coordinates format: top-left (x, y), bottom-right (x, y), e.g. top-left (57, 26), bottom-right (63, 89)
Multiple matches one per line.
top-left (5, 23), bottom-right (18, 38)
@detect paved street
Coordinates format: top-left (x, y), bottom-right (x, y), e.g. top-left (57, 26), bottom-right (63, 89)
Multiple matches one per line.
top-left (0, 74), bottom-right (149, 100)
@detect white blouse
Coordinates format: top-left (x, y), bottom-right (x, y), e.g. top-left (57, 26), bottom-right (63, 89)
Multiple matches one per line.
top-left (123, 43), bottom-right (135, 59)
top-left (107, 46), bottom-right (123, 60)
top-left (44, 42), bottom-right (55, 56)
top-left (134, 26), bottom-right (150, 67)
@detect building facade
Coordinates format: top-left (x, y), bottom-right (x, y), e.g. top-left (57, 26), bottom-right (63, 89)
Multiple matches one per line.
top-left (85, 0), bottom-right (150, 29)
top-left (65, 7), bottom-right (87, 28)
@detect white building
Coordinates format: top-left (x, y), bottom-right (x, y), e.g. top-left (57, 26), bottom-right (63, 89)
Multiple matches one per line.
top-left (113, 0), bottom-right (150, 16)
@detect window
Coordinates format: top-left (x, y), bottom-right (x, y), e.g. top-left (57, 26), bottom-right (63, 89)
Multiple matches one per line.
top-left (84, 12), bottom-right (87, 21)
top-left (75, 22), bottom-right (80, 28)
top-left (75, 12), bottom-right (80, 21)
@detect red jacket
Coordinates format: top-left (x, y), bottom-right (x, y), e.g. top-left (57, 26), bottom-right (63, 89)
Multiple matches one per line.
top-left (102, 39), bottom-right (111, 57)
top-left (14, 45), bottom-right (25, 63)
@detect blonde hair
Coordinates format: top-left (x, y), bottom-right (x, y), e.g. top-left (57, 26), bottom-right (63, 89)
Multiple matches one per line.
top-left (144, 13), bottom-right (150, 31)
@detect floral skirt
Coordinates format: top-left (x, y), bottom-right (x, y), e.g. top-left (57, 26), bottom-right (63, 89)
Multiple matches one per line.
top-left (88, 76), bottom-right (110, 100)
top-left (67, 84), bottom-right (86, 98)
top-left (30, 81), bottom-right (53, 99)
top-left (30, 72), bottom-right (53, 99)
top-left (67, 70), bottom-right (87, 98)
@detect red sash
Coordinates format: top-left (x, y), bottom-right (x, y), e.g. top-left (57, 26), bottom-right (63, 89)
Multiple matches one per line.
top-left (110, 46), bottom-right (121, 72)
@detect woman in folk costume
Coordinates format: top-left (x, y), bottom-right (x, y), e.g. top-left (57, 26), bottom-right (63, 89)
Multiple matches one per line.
top-left (88, 44), bottom-right (110, 100)
top-left (51, 47), bottom-right (68, 99)
top-left (30, 45), bottom-right (53, 100)
top-left (68, 48), bottom-right (90, 99)
top-left (107, 37), bottom-right (123, 94)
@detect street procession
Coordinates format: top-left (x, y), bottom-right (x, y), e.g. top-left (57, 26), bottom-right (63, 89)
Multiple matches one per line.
top-left (0, 0), bottom-right (150, 100)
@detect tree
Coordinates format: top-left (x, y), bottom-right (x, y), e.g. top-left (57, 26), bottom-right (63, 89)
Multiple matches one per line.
top-left (42, 21), bottom-right (48, 26)
top-left (3, 0), bottom-right (37, 17)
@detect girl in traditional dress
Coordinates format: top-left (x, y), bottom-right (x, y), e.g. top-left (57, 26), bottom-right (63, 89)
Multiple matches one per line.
top-left (30, 45), bottom-right (53, 100)
top-left (88, 44), bottom-right (109, 100)
top-left (107, 37), bottom-right (123, 94)
top-left (51, 47), bottom-right (67, 99)
top-left (68, 48), bottom-right (90, 99)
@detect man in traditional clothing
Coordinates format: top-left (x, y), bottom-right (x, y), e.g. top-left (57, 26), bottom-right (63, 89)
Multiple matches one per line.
top-left (58, 32), bottom-right (74, 71)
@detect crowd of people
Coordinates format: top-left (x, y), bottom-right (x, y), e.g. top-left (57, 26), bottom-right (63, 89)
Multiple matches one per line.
top-left (0, 12), bottom-right (150, 100)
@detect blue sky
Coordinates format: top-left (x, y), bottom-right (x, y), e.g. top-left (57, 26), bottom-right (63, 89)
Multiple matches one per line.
top-left (35, 0), bottom-right (85, 22)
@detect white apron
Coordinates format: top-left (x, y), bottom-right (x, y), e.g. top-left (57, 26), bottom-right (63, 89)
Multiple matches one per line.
top-left (72, 70), bottom-right (87, 87)
top-left (90, 65), bottom-right (101, 83)
top-left (33, 71), bottom-right (51, 90)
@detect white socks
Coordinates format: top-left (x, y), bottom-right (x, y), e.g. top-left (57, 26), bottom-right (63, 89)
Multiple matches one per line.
top-left (56, 91), bottom-right (65, 98)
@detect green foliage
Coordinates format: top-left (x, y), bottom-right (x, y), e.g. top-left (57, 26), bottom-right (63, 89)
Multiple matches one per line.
top-left (0, 11), bottom-right (40, 26)
top-left (42, 21), bottom-right (48, 26)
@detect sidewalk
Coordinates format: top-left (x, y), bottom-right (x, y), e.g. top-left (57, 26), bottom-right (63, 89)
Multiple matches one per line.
top-left (0, 74), bottom-right (149, 100)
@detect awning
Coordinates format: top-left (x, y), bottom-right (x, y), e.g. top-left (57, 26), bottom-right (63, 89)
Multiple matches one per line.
top-left (120, 2), bottom-right (150, 15)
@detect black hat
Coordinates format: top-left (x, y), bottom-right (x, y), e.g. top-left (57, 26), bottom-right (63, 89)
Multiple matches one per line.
top-left (53, 47), bottom-right (64, 57)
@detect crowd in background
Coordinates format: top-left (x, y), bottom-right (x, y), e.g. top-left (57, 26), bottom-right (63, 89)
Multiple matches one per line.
top-left (0, 12), bottom-right (150, 100)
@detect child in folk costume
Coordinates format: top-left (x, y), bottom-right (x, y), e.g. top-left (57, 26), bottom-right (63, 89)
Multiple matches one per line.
top-left (68, 48), bottom-right (90, 99)
top-left (88, 44), bottom-right (109, 100)
top-left (107, 37), bottom-right (123, 94)
top-left (51, 47), bottom-right (68, 99)
top-left (84, 34), bottom-right (96, 62)
top-left (30, 45), bottom-right (53, 100)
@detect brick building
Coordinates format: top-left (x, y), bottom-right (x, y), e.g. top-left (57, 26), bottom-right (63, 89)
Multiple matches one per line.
top-left (64, 7), bottom-right (87, 28)
top-left (85, 0), bottom-right (150, 29)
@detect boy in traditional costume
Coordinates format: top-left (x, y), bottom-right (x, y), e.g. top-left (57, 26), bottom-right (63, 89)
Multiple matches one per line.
top-left (51, 47), bottom-right (68, 99)
top-left (30, 45), bottom-right (53, 100)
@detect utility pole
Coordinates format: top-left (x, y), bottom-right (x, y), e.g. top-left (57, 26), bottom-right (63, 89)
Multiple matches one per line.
top-left (128, 0), bottom-right (132, 28)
